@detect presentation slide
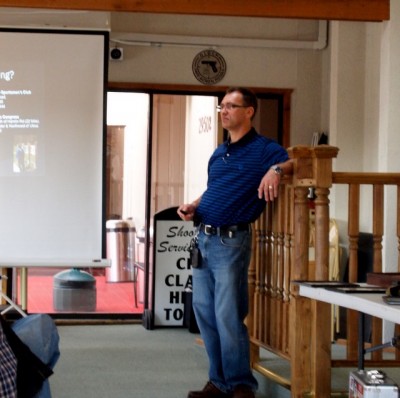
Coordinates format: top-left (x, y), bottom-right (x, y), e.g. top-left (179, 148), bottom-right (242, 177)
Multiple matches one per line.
top-left (0, 62), bottom-right (44, 176)
top-left (0, 29), bottom-right (108, 262)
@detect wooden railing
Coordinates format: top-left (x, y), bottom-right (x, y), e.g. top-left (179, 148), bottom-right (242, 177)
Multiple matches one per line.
top-left (248, 145), bottom-right (400, 397)
top-left (332, 172), bottom-right (400, 366)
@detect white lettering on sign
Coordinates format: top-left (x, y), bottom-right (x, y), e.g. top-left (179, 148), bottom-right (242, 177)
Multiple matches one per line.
top-left (0, 87), bottom-right (39, 133)
top-left (0, 70), bottom-right (15, 82)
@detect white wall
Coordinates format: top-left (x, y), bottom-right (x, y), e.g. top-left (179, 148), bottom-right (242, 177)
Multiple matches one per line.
top-left (327, 1), bottom-right (400, 274)
top-left (327, 21), bottom-right (368, 244)
top-left (110, 45), bottom-right (323, 147)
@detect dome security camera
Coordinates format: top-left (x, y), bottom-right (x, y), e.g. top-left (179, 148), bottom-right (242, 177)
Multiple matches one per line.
top-left (110, 47), bottom-right (123, 61)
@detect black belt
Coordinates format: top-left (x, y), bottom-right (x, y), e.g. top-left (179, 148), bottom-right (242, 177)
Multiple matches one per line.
top-left (198, 223), bottom-right (251, 237)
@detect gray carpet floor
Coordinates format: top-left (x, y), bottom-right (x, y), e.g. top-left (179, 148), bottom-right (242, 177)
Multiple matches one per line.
top-left (49, 323), bottom-right (287, 398)
top-left (50, 323), bottom-right (207, 398)
top-left (48, 323), bottom-right (399, 398)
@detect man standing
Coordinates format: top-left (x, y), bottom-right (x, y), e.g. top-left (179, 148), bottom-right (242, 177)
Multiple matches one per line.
top-left (178, 87), bottom-right (292, 398)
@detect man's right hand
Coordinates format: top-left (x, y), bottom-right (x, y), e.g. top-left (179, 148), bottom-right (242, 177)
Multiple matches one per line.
top-left (177, 204), bottom-right (196, 221)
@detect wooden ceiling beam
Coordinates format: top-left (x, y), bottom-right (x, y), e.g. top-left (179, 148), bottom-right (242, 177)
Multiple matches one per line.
top-left (0, 0), bottom-right (390, 22)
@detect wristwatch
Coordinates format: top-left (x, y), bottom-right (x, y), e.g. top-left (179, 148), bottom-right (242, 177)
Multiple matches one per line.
top-left (270, 165), bottom-right (283, 175)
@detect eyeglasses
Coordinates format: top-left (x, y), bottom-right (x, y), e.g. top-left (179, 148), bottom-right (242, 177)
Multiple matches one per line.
top-left (216, 103), bottom-right (248, 112)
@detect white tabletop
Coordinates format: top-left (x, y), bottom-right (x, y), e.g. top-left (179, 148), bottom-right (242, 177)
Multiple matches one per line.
top-left (0, 258), bottom-right (111, 268)
top-left (298, 283), bottom-right (400, 324)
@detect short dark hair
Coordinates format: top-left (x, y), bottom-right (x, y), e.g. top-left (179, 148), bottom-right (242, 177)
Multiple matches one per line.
top-left (225, 87), bottom-right (258, 117)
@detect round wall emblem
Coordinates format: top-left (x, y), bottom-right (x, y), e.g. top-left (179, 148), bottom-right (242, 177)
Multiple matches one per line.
top-left (192, 49), bottom-right (227, 85)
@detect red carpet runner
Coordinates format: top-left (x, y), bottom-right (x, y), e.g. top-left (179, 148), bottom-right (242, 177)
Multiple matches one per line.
top-left (25, 272), bottom-right (144, 315)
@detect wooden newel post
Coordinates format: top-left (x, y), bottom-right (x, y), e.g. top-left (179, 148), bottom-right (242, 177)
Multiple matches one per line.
top-left (288, 145), bottom-right (339, 280)
top-left (287, 145), bottom-right (339, 398)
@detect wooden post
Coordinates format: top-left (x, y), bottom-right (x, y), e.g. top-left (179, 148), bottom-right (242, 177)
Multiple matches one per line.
top-left (290, 185), bottom-right (311, 397)
top-left (346, 183), bottom-right (360, 360)
top-left (371, 184), bottom-right (384, 361)
top-left (287, 145), bottom-right (339, 397)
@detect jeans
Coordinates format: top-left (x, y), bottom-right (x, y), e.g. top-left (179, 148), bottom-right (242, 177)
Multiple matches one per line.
top-left (192, 229), bottom-right (258, 393)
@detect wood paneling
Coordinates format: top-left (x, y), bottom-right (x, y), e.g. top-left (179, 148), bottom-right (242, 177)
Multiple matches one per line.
top-left (0, 0), bottom-right (390, 22)
top-left (106, 126), bottom-right (124, 220)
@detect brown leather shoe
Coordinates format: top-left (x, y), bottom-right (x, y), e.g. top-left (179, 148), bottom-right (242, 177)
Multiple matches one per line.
top-left (187, 381), bottom-right (231, 398)
top-left (232, 385), bottom-right (255, 398)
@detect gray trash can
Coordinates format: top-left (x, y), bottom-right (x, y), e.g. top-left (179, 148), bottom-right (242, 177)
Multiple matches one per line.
top-left (53, 268), bottom-right (96, 312)
top-left (106, 219), bottom-right (136, 282)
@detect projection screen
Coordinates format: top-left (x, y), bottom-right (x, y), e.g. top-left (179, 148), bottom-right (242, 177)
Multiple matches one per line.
top-left (0, 29), bottom-right (108, 262)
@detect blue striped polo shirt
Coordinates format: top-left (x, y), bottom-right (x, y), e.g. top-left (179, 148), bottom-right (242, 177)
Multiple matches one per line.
top-left (195, 128), bottom-right (289, 227)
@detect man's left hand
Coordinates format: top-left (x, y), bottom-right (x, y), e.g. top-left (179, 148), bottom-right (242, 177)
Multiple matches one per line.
top-left (258, 170), bottom-right (280, 202)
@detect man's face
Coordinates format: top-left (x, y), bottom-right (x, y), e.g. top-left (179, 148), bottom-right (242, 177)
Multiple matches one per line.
top-left (219, 91), bottom-right (253, 131)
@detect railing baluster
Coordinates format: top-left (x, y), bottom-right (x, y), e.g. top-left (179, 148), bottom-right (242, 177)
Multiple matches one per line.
top-left (314, 186), bottom-right (330, 280)
top-left (265, 203), bottom-right (273, 345)
top-left (372, 184), bottom-right (384, 361)
top-left (347, 183), bottom-right (361, 360)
